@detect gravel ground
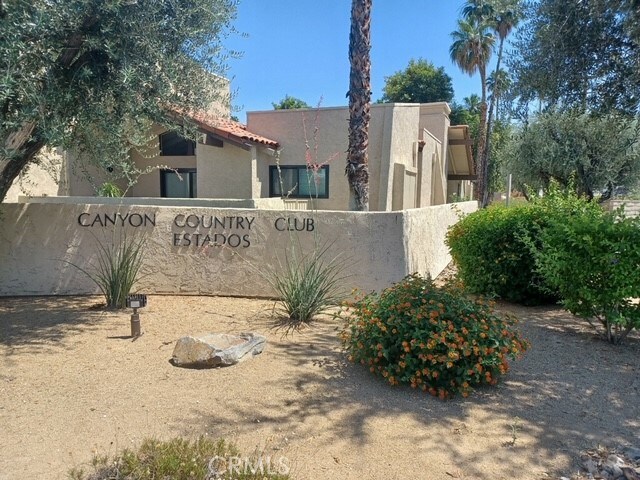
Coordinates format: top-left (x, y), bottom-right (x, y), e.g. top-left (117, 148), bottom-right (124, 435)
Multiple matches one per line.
top-left (0, 294), bottom-right (638, 480)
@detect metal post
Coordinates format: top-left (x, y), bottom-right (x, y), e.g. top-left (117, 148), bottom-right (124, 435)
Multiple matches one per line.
top-left (130, 307), bottom-right (141, 337)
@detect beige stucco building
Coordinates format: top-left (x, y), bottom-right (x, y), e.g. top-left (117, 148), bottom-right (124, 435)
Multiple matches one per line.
top-left (13, 102), bottom-right (474, 210)
top-left (1, 102), bottom-right (478, 298)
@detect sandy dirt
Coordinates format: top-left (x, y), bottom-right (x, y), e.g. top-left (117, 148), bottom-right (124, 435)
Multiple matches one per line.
top-left (0, 294), bottom-right (639, 480)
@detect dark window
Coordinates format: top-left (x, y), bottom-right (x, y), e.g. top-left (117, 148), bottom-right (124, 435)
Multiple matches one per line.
top-left (269, 165), bottom-right (329, 199)
top-left (159, 131), bottom-right (196, 156)
top-left (204, 134), bottom-right (224, 148)
top-left (160, 169), bottom-right (197, 198)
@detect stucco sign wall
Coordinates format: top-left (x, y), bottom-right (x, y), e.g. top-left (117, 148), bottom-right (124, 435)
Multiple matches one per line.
top-left (0, 202), bottom-right (476, 297)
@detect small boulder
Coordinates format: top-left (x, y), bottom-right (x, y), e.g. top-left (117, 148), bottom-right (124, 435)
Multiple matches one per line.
top-left (172, 332), bottom-right (266, 368)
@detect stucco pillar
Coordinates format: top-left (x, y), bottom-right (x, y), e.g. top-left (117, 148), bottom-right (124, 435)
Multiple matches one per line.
top-left (250, 146), bottom-right (260, 199)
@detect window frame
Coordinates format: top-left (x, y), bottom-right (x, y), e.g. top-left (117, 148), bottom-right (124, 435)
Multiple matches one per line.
top-left (269, 165), bottom-right (330, 199)
top-left (160, 168), bottom-right (197, 198)
top-left (159, 131), bottom-right (196, 156)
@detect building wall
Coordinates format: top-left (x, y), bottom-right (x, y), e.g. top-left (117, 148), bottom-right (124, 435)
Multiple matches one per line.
top-left (248, 106), bottom-right (355, 210)
top-left (247, 104), bottom-right (423, 212)
top-left (5, 150), bottom-right (66, 202)
top-left (27, 101), bottom-right (456, 211)
top-left (64, 124), bottom-right (258, 200)
top-left (386, 104), bottom-right (421, 211)
top-left (196, 142), bottom-right (253, 199)
top-left (419, 103), bottom-right (451, 149)
top-left (0, 201), bottom-right (476, 297)
top-left (403, 202), bottom-right (476, 276)
top-left (602, 200), bottom-right (640, 217)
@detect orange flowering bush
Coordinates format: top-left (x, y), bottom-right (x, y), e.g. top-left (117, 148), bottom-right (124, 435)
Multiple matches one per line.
top-left (340, 274), bottom-right (528, 399)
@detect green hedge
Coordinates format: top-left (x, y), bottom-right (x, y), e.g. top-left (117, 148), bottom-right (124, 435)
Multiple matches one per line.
top-left (446, 188), bottom-right (602, 305)
top-left (536, 209), bottom-right (640, 344)
top-left (446, 204), bottom-right (553, 304)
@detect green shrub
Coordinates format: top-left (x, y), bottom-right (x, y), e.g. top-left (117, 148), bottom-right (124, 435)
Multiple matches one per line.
top-left (69, 436), bottom-right (291, 480)
top-left (97, 182), bottom-right (124, 197)
top-left (535, 209), bottom-right (640, 344)
top-left (446, 204), bottom-right (551, 304)
top-left (340, 274), bottom-right (528, 399)
top-left (446, 185), bottom-right (602, 305)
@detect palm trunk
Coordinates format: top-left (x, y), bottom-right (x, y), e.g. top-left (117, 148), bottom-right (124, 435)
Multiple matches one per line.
top-left (481, 37), bottom-right (505, 208)
top-left (346, 0), bottom-right (371, 211)
top-left (476, 66), bottom-right (489, 207)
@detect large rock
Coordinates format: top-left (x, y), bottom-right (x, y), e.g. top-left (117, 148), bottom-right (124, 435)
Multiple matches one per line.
top-left (172, 332), bottom-right (266, 368)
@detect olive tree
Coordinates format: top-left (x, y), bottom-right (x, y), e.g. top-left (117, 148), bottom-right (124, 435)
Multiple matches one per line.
top-left (0, 0), bottom-right (238, 202)
top-left (502, 111), bottom-right (640, 200)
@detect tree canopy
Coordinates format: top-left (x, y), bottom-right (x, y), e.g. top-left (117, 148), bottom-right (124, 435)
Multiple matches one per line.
top-left (272, 95), bottom-right (310, 110)
top-left (0, 0), bottom-right (238, 201)
top-left (379, 59), bottom-right (453, 104)
top-left (510, 0), bottom-right (640, 114)
top-left (502, 111), bottom-right (640, 200)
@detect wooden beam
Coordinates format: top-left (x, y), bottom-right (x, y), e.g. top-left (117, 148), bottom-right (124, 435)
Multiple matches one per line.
top-left (448, 174), bottom-right (477, 181)
top-left (449, 138), bottom-right (474, 146)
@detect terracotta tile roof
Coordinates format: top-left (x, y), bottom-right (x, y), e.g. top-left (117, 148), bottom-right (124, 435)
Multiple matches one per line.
top-left (176, 109), bottom-right (279, 149)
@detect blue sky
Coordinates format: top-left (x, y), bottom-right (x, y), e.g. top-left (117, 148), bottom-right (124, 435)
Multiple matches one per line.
top-left (225, 0), bottom-right (492, 121)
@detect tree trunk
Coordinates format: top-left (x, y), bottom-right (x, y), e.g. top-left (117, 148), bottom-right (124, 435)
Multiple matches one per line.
top-left (476, 66), bottom-right (489, 207)
top-left (0, 130), bottom-right (45, 202)
top-left (346, 0), bottom-right (371, 211)
top-left (0, 15), bottom-right (97, 203)
top-left (481, 37), bottom-right (505, 208)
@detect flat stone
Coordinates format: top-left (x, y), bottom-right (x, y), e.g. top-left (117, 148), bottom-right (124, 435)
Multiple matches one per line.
top-left (172, 332), bottom-right (266, 368)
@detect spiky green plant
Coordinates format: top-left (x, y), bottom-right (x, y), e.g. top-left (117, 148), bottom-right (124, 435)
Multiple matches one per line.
top-left (70, 232), bottom-right (145, 309)
top-left (267, 243), bottom-right (348, 326)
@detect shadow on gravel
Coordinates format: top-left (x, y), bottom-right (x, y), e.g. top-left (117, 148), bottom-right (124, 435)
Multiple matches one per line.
top-left (0, 296), bottom-right (113, 352)
top-left (182, 305), bottom-right (640, 479)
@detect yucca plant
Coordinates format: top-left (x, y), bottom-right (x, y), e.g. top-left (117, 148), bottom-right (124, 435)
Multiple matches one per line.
top-left (267, 243), bottom-right (348, 326)
top-left (70, 231), bottom-right (145, 309)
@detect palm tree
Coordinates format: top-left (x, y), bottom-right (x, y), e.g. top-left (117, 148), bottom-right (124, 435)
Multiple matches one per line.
top-left (346, 0), bottom-right (372, 211)
top-left (487, 68), bottom-right (512, 121)
top-left (463, 93), bottom-right (482, 114)
top-left (479, 0), bottom-right (521, 206)
top-left (450, 17), bottom-right (494, 206)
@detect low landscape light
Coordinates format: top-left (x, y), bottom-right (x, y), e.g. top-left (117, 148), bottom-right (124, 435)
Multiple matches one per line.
top-left (125, 294), bottom-right (147, 337)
